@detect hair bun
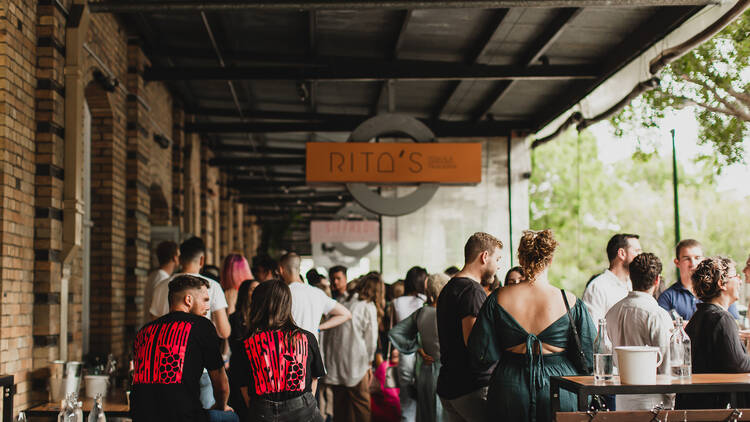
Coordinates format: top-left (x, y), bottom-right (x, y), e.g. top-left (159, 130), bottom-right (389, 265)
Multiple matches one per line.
top-left (517, 229), bottom-right (558, 283)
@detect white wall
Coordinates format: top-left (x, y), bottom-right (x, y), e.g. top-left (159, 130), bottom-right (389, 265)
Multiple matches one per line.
top-left (379, 136), bottom-right (530, 282)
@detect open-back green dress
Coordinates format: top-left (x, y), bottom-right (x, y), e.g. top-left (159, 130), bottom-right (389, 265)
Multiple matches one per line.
top-left (467, 289), bottom-right (595, 422)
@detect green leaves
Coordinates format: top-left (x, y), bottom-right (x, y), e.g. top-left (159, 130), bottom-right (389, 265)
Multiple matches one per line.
top-left (611, 9), bottom-right (750, 173)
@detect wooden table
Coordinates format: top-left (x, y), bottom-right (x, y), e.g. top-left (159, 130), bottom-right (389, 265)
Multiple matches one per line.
top-left (26, 391), bottom-right (129, 420)
top-left (550, 374), bottom-right (750, 413)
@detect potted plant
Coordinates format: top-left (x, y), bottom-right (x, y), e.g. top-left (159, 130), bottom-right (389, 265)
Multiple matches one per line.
top-left (83, 354), bottom-right (110, 399)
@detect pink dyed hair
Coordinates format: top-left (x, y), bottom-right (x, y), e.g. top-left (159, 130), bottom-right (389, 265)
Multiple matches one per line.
top-left (221, 254), bottom-right (253, 290)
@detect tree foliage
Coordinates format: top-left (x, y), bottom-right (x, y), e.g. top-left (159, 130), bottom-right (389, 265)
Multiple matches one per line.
top-left (612, 10), bottom-right (750, 171)
top-left (530, 128), bottom-right (750, 296)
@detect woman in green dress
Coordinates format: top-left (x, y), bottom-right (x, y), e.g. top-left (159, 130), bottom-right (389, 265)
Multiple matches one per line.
top-left (468, 229), bottom-right (596, 422)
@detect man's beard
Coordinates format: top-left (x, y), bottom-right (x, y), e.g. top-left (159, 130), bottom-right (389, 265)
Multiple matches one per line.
top-left (190, 304), bottom-right (208, 317)
top-left (481, 268), bottom-right (495, 285)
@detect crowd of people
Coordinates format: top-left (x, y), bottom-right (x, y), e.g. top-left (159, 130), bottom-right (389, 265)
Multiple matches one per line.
top-left (128, 231), bottom-right (750, 422)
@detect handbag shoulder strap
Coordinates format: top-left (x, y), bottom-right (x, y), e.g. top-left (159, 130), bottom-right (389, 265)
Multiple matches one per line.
top-left (561, 289), bottom-right (585, 356)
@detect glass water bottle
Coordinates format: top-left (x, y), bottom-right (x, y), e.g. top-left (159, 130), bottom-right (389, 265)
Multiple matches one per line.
top-left (593, 318), bottom-right (614, 381)
top-left (669, 317), bottom-right (692, 378)
top-left (88, 394), bottom-right (106, 422)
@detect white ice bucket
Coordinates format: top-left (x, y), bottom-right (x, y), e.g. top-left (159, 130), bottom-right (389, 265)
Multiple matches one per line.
top-left (615, 346), bottom-right (662, 385)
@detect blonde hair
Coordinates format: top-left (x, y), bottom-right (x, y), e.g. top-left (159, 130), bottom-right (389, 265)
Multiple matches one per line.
top-left (517, 229), bottom-right (558, 283)
top-left (425, 272), bottom-right (450, 304)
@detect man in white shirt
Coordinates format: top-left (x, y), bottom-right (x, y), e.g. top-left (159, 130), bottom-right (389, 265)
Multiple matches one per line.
top-left (278, 252), bottom-right (351, 340)
top-left (606, 253), bottom-right (673, 410)
top-left (149, 237), bottom-right (231, 410)
top-left (583, 233), bottom-right (642, 323)
top-left (141, 241), bottom-right (179, 328)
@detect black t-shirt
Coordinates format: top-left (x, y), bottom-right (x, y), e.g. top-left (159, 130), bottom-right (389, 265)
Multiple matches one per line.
top-left (436, 276), bottom-right (492, 399)
top-left (234, 329), bottom-right (325, 402)
top-left (130, 312), bottom-right (223, 422)
top-left (228, 312), bottom-right (247, 377)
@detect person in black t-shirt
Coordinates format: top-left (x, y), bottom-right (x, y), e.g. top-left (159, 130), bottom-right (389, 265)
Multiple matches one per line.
top-left (436, 232), bottom-right (502, 422)
top-left (131, 275), bottom-right (239, 422)
top-left (234, 279), bottom-right (325, 422)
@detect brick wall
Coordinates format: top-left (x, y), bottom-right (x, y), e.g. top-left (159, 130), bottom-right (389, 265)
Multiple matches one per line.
top-left (0, 0), bottom-right (38, 413)
top-left (0, 2), bottom-right (256, 415)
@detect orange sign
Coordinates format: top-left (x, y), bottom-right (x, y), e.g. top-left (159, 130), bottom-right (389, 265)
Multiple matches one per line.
top-left (310, 221), bottom-right (380, 243)
top-left (306, 142), bottom-right (482, 184)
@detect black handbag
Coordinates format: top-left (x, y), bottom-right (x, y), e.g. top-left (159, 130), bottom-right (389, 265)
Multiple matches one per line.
top-left (561, 290), bottom-right (608, 411)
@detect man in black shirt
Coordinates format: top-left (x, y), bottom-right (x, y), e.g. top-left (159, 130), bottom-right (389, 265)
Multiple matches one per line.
top-left (131, 275), bottom-right (238, 422)
top-left (436, 232), bottom-right (502, 422)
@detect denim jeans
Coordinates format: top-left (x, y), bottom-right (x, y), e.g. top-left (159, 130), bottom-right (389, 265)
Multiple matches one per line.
top-left (397, 353), bottom-right (417, 422)
top-left (247, 392), bottom-right (324, 422)
top-left (207, 409), bottom-right (241, 422)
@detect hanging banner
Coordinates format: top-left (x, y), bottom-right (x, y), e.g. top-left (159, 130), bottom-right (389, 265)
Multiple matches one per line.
top-left (306, 142), bottom-right (482, 184)
top-left (310, 220), bottom-right (380, 243)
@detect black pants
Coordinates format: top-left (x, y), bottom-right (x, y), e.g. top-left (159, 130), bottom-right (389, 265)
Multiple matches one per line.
top-left (247, 392), bottom-right (324, 422)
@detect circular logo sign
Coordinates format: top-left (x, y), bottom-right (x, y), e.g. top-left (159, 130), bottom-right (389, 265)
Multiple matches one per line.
top-left (346, 114), bottom-right (438, 216)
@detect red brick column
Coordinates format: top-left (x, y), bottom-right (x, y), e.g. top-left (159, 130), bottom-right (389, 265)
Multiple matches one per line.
top-left (234, 203), bottom-right (244, 255)
top-left (201, 144), bottom-right (219, 263)
top-left (172, 109), bottom-right (186, 233)
top-left (219, 172), bottom-right (231, 258)
top-left (33, 0), bottom-right (65, 405)
top-left (125, 43), bottom-right (152, 349)
top-left (86, 81), bottom-right (127, 359)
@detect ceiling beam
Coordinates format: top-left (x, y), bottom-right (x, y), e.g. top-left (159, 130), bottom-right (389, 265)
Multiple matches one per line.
top-left (433, 8), bottom-right (510, 119)
top-left (213, 145), bottom-right (306, 155)
top-left (91, 1), bottom-right (724, 13)
top-left (236, 194), bottom-right (351, 202)
top-left (231, 177), bottom-right (309, 185)
top-left (242, 204), bottom-right (342, 213)
top-left (254, 213), bottom-right (337, 221)
top-left (191, 108), bottom-right (378, 121)
top-left (533, 6), bottom-right (700, 132)
top-left (234, 184), bottom-right (344, 193)
top-left (212, 156), bottom-right (306, 166)
top-left (189, 118), bottom-right (530, 136)
top-left (229, 180), bottom-right (307, 189)
top-left (144, 62), bottom-right (599, 82)
top-left (373, 10), bottom-right (413, 114)
top-left (472, 7), bottom-right (582, 121)
top-left (227, 185), bottom-right (317, 194)
top-left (233, 170), bottom-right (306, 178)
top-left (128, 14), bottom-right (200, 110)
